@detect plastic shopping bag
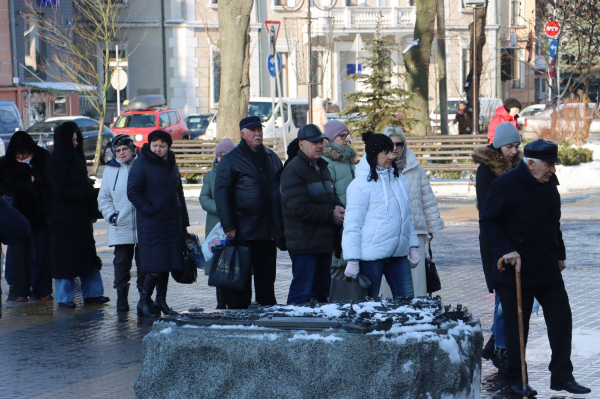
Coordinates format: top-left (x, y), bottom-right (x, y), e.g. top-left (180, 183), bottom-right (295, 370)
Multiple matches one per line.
top-left (202, 222), bottom-right (227, 262)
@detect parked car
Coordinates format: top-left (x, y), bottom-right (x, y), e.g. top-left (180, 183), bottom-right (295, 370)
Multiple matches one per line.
top-left (430, 97), bottom-right (502, 134)
top-left (0, 101), bottom-right (24, 146)
top-left (203, 97), bottom-right (309, 146)
top-left (184, 114), bottom-right (213, 139)
top-left (27, 116), bottom-right (116, 164)
top-left (111, 95), bottom-right (190, 149)
top-left (520, 103), bottom-right (600, 139)
top-left (517, 104), bottom-right (546, 130)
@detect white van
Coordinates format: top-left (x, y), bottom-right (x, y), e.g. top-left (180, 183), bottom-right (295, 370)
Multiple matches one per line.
top-left (204, 97), bottom-right (309, 147)
top-left (430, 97), bottom-right (502, 134)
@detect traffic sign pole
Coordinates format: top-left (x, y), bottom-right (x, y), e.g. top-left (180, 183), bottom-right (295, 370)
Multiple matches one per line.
top-left (116, 45), bottom-right (121, 116)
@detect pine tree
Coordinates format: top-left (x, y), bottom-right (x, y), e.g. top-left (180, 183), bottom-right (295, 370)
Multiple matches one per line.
top-left (341, 16), bottom-right (414, 134)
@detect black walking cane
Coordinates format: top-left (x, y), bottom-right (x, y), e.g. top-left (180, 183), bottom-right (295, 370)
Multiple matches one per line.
top-left (498, 258), bottom-right (527, 399)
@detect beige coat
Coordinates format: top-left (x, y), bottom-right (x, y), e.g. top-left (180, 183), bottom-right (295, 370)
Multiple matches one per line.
top-left (307, 100), bottom-right (328, 132)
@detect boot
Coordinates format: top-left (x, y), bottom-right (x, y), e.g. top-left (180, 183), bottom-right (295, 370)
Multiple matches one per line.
top-left (138, 287), bottom-right (158, 312)
top-left (116, 284), bottom-right (130, 312)
top-left (137, 275), bottom-right (159, 318)
top-left (216, 287), bottom-right (227, 310)
top-left (154, 273), bottom-right (174, 316)
top-left (482, 334), bottom-right (495, 361)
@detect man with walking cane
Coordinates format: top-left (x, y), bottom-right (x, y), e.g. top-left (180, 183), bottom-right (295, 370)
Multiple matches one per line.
top-left (480, 139), bottom-right (591, 397)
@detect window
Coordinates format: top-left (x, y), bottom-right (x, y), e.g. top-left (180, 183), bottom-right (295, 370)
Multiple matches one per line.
top-left (107, 49), bottom-right (127, 103)
top-left (168, 111), bottom-right (180, 125)
top-left (310, 51), bottom-right (324, 99)
top-left (77, 119), bottom-right (99, 132)
top-left (114, 113), bottom-right (157, 128)
top-left (24, 14), bottom-right (42, 79)
top-left (462, 48), bottom-right (470, 91)
top-left (273, 0), bottom-right (284, 5)
top-left (159, 113), bottom-right (171, 128)
top-left (212, 51), bottom-right (221, 105)
top-left (275, 103), bottom-right (289, 124)
top-left (291, 104), bottom-right (309, 127)
top-left (511, 0), bottom-right (523, 26)
top-left (53, 96), bottom-right (67, 115)
top-left (346, 0), bottom-right (358, 6)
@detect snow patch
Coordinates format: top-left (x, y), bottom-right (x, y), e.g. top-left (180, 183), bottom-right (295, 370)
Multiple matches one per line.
top-left (288, 333), bottom-right (344, 343)
top-left (183, 188), bottom-right (201, 199)
top-left (160, 327), bottom-right (173, 335)
top-left (438, 337), bottom-right (462, 364)
top-left (224, 333), bottom-right (281, 341)
top-left (402, 360), bottom-right (414, 373)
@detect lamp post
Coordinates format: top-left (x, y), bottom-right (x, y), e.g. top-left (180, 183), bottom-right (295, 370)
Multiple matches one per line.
top-left (465, 0), bottom-right (485, 134)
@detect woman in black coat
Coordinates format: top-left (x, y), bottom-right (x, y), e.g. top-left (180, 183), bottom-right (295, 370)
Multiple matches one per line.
top-left (472, 121), bottom-right (522, 370)
top-left (0, 131), bottom-right (52, 301)
top-left (47, 122), bottom-right (109, 309)
top-left (127, 130), bottom-right (189, 318)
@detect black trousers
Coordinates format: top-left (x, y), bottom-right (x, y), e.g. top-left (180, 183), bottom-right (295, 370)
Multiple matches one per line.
top-left (497, 278), bottom-right (574, 386)
top-left (219, 240), bottom-right (277, 309)
top-left (12, 226), bottom-right (52, 297)
top-left (113, 244), bottom-right (146, 289)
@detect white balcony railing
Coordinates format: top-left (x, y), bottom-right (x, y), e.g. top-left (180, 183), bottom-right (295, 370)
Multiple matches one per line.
top-left (331, 7), bottom-right (416, 29)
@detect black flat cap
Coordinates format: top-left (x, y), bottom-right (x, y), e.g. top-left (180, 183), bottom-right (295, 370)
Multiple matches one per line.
top-left (298, 124), bottom-right (326, 142)
top-left (240, 116), bottom-right (264, 130)
top-left (524, 139), bottom-right (561, 163)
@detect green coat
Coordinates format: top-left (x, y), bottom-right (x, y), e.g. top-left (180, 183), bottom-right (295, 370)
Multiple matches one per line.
top-left (322, 140), bottom-right (357, 268)
top-left (199, 160), bottom-right (220, 238)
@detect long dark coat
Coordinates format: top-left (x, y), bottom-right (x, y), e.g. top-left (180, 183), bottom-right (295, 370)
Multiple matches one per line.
top-left (127, 143), bottom-right (189, 273)
top-left (213, 139), bottom-right (284, 244)
top-left (46, 122), bottom-right (101, 279)
top-left (473, 145), bottom-right (523, 292)
top-left (479, 161), bottom-right (566, 288)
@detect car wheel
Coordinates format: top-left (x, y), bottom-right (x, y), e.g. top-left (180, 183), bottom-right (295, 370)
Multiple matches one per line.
top-left (183, 134), bottom-right (190, 140)
top-left (101, 146), bottom-right (112, 165)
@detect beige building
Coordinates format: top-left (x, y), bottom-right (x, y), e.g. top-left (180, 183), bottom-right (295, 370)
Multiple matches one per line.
top-left (112, 0), bottom-right (536, 122)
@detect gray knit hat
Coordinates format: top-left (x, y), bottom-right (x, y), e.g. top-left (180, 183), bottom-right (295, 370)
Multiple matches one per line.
top-left (493, 122), bottom-right (521, 149)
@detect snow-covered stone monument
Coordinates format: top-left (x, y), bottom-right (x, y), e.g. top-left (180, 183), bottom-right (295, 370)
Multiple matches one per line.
top-left (135, 297), bottom-right (482, 398)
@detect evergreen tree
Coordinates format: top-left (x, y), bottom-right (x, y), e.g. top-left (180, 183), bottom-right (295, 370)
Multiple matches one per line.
top-left (341, 16), bottom-right (414, 134)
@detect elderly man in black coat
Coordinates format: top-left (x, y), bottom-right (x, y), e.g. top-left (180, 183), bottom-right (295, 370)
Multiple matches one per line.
top-left (480, 139), bottom-right (591, 396)
top-left (213, 116), bottom-right (284, 309)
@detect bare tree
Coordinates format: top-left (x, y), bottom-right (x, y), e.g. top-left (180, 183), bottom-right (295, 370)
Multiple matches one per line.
top-left (464, 0), bottom-right (488, 135)
top-left (216, 0), bottom-right (254, 140)
top-left (24, 0), bottom-right (145, 176)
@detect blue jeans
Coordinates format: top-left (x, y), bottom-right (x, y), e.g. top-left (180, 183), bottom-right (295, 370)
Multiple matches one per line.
top-left (54, 268), bottom-right (104, 303)
top-left (287, 252), bottom-right (332, 305)
top-left (360, 257), bottom-right (414, 299)
top-left (491, 290), bottom-right (506, 348)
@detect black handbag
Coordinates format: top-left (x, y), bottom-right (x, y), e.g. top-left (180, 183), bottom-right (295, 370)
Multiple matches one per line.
top-left (208, 241), bottom-right (251, 291)
top-left (425, 242), bottom-right (442, 295)
top-left (171, 234), bottom-right (199, 284)
top-left (329, 274), bottom-right (371, 303)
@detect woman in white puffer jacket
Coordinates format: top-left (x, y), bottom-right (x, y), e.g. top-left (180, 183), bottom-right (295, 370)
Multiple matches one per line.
top-left (381, 126), bottom-right (444, 297)
top-left (342, 132), bottom-right (420, 298)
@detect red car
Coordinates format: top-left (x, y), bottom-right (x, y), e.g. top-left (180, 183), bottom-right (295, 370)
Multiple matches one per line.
top-left (112, 106), bottom-right (190, 149)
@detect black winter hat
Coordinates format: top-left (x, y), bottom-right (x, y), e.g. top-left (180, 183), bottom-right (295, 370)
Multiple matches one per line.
top-left (147, 130), bottom-right (173, 147)
top-left (503, 98), bottom-right (522, 112)
top-left (362, 131), bottom-right (394, 162)
top-left (111, 134), bottom-right (136, 153)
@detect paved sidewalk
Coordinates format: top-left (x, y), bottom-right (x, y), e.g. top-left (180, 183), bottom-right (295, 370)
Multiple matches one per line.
top-left (2, 192), bottom-right (600, 398)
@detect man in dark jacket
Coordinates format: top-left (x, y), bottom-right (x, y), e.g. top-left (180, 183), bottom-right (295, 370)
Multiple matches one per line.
top-left (0, 197), bottom-right (30, 318)
top-left (214, 116), bottom-right (284, 309)
top-left (480, 139), bottom-right (590, 396)
top-left (281, 124), bottom-right (344, 305)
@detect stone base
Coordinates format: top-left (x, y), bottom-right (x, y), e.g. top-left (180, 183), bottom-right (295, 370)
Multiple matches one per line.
top-left (135, 321), bottom-right (483, 398)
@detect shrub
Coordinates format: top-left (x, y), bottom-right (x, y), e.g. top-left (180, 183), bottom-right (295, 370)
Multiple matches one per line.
top-left (558, 147), bottom-right (593, 166)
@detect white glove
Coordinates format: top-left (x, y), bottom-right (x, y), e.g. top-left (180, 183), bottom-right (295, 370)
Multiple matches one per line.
top-left (408, 247), bottom-right (420, 269)
top-left (344, 260), bottom-right (360, 279)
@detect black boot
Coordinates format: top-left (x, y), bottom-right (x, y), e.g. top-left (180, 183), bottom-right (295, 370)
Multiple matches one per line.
top-left (116, 284), bottom-right (130, 312)
top-left (154, 273), bottom-right (175, 316)
top-left (137, 275), bottom-right (159, 318)
top-left (482, 335), bottom-right (495, 361)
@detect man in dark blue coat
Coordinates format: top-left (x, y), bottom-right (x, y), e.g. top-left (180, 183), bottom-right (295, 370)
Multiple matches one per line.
top-left (480, 139), bottom-right (591, 396)
top-left (214, 116), bottom-right (284, 309)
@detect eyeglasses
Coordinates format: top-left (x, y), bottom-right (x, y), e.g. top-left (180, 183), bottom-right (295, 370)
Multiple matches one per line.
top-left (114, 148), bottom-right (132, 154)
top-left (392, 142), bottom-right (404, 149)
top-left (338, 132), bottom-right (350, 140)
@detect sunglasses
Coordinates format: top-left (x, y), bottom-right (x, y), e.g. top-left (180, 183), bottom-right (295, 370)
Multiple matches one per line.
top-left (392, 142), bottom-right (404, 149)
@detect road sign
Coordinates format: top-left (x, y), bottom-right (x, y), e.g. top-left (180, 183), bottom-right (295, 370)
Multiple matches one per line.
top-left (545, 21), bottom-right (561, 38)
top-left (111, 69), bottom-right (128, 91)
top-left (264, 21), bottom-right (281, 45)
top-left (267, 53), bottom-right (282, 78)
top-left (109, 58), bottom-right (128, 69)
top-left (549, 40), bottom-right (558, 57)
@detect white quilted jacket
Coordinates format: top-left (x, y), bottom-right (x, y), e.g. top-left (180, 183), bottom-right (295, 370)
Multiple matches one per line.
top-left (342, 156), bottom-right (419, 261)
top-left (98, 157), bottom-right (137, 246)
top-left (401, 149), bottom-right (444, 235)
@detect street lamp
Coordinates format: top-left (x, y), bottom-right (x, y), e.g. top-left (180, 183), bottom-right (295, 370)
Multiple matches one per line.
top-left (465, 0), bottom-right (485, 134)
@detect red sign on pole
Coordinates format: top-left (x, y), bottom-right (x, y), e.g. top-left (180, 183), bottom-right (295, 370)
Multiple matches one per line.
top-left (264, 21), bottom-right (281, 45)
top-left (545, 21), bottom-right (561, 38)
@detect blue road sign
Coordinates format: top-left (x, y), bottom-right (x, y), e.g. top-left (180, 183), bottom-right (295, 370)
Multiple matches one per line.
top-left (549, 40), bottom-right (558, 57)
top-left (267, 53), bottom-right (282, 78)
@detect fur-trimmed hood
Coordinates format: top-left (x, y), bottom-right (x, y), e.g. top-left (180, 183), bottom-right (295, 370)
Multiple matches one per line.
top-left (323, 139), bottom-right (357, 164)
top-left (472, 145), bottom-right (523, 177)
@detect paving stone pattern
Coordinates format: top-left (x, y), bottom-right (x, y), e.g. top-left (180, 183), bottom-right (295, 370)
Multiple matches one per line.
top-left (1, 196), bottom-right (600, 398)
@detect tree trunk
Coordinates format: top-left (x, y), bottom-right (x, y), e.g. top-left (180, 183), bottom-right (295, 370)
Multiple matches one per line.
top-left (217, 0), bottom-right (254, 140)
top-left (465, 1), bottom-right (488, 135)
top-left (436, 0), bottom-right (448, 135)
top-left (91, 47), bottom-right (111, 177)
top-left (403, 0), bottom-right (437, 136)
